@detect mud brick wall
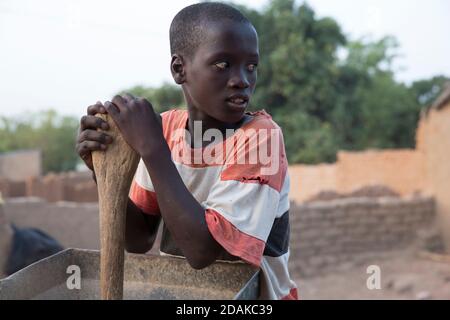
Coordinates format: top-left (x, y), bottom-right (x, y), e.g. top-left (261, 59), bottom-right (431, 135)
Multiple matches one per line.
top-left (0, 150), bottom-right (41, 182)
top-left (0, 199), bottom-right (14, 278)
top-left (25, 175), bottom-right (65, 202)
top-left (64, 181), bottom-right (98, 202)
top-left (289, 196), bottom-right (436, 277)
top-left (0, 179), bottom-right (26, 198)
top-left (289, 149), bottom-right (426, 204)
top-left (3, 197), bottom-right (99, 250)
top-left (3, 195), bottom-right (437, 279)
top-left (26, 171), bottom-right (98, 202)
top-left (417, 99), bottom-right (450, 248)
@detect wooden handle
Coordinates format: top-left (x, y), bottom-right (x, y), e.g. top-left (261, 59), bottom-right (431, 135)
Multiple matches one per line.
top-left (92, 113), bottom-right (139, 300)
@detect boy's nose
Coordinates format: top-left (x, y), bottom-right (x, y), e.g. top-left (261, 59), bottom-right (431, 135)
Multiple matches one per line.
top-left (228, 71), bottom-right (250, 89)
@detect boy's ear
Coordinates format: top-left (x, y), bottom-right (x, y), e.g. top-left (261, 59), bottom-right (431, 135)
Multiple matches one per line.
top-left (170, 54), bottom-right (186, 84)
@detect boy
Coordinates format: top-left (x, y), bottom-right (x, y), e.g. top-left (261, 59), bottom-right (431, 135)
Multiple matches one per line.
top-left (76, 2), bottom-right (297, 300)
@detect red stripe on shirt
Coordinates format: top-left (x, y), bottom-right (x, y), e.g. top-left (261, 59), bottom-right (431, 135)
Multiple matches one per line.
top-left (205, 208), bottom-right (265, 268)
top-left (281, 287), bottom-right (298, 300)
top-left (129, 180), bottom-right (160, 215)
top-left (220, 124), bottom-right (288, 193)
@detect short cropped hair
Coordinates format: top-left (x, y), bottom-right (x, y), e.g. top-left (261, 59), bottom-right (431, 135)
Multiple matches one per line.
top-left (169, 2), bottom-right (252, 59)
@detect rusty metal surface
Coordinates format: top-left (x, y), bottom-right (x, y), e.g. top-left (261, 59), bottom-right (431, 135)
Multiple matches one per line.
top-left (0, 248), bottom-right (259, 300)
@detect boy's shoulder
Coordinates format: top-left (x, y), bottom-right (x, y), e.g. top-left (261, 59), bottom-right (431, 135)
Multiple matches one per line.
top-left (160, 108), bottom-right (188, 136)
top-left (243, 110), bottom-right (281, 131)
top-left (160, 108), bottom-right (187, 122)
top-left (160, 108), bottom-right (283, 135)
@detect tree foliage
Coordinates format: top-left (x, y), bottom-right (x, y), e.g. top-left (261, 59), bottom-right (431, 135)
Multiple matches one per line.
top-left (119, 0), bottom-right (449, 164)
top-left (0, 110), bottom-right (79, 173)
top-left (119, 82), bottom-right (185, 113)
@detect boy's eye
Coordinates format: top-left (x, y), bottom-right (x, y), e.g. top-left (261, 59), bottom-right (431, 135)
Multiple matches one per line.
top-left (248, 64), bottom-right (258, 72)
top-left (214, 62), bottom-right (229, 70)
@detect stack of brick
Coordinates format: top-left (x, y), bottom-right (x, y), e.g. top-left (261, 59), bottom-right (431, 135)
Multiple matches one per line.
top-left (26, 174), bottom-right (65, 202)
top-left (0, 178), bottom-right (26, 198)
top-left (0, 195), bottom-right (13, 278)
top-left (289, 195), bottom-right (436, 277)
top-left (3, 198), bottom-right (99, 250)
top-left (26, 171), bottom-right (97, 203)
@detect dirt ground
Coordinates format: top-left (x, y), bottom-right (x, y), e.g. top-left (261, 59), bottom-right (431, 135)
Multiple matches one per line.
top-left (296, 250), bottom-right (450, 300)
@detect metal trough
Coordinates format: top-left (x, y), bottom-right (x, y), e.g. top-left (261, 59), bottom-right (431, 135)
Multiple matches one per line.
top-left (0, 248), bottom-right (259, 300)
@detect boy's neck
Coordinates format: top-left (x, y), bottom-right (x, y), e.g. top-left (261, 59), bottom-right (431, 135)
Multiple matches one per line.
top-left (186, 108), bottom-right (253, 148)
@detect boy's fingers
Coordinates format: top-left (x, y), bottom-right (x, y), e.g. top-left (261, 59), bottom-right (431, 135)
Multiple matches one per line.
top-left (96, 101), bottom-right (107, 114)
top-left (123, 93), bottom-right (136, 103)
top-left (78, 151), bottom-right (93, 171)
top-left (104, 101), bottom-right (120, 123)
top-left (111, 95), bottom-right (127, 112)
top-left (77, 141), bottom-right (107, 154)
top-left (137, 97), bottom-right (153, 110)
top-left (78, 129), bottom-right (112, 144)
top-left (87, 101), bottom-right (106, 115)
top-left (80, 115), bottom-right (109, 131)
top-left (79, 150), bottom-right (92, 161)
top-left (80, 152), bottom-right (91, 162)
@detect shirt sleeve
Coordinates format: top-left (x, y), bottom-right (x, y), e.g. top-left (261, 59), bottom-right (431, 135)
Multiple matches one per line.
top-left (202, 124), bottom-right (288, 267)
top-left (129, 158), bottom-right (161, 216)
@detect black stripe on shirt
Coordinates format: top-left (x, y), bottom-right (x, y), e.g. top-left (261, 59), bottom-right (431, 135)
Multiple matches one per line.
top-left (263, 210), bottom-right (290, 257)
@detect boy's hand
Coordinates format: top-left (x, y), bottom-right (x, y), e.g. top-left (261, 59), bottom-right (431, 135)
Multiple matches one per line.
top-left (104, 94), bottom-right (163, 158)
top-left (76, 102), bottom-right (113, 171)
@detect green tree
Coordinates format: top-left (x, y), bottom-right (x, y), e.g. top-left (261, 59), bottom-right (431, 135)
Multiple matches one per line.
top-left (335, 37), bottom-right (449, 150)
top-left (237, 0), bottom-right (346, 162)
top-left (274, 110), bottom-right (338, 163)
top-left (0, 110), bottom-right (79, 173)
top-left (117, 0), bottom-right (449, 164)
top-left (409, 75), bottom-right (450, 107)
top-left (120, 82), bottom-right (184, 113)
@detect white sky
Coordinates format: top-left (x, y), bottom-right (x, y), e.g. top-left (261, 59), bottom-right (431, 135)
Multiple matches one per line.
top-left (0, 0), bottom-right (449, 118)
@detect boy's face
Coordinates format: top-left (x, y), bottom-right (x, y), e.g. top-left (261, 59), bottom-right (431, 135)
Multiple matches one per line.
top-left (179, 21), bottom-right (259, 124)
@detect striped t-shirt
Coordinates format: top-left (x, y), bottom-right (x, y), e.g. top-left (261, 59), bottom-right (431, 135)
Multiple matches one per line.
top-left (129, 109), bottom-right (298, 300)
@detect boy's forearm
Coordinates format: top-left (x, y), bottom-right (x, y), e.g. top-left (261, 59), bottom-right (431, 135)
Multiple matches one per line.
top-left (141, 142), bottom-right (222, 269)
top-left (125, 198), bottom-right (160, 253)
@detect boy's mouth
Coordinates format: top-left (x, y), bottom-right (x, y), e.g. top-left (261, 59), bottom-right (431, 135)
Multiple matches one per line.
top-left (226, 94), bottom-right (249, 108)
